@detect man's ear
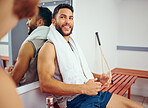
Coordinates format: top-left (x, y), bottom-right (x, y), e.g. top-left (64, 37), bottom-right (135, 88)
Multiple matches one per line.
top-left (52, 19), bottom-right (56, 26)
top-left (36, 18), bottom-right (45, 26)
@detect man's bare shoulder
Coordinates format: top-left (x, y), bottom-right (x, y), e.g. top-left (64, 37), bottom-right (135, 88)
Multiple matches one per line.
top-left (18, 41), bottom-right (34, 58)
top-left (41, 41), bottom-right (55, 51)
top-left (21, 41), bottom-right (34, 49)
top-left (44, 41), bottom-right (55, 48)
top-left (39, 41), bottom-right (56, 58)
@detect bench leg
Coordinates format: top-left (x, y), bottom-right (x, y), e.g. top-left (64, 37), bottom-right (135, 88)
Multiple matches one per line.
top-left (2, 60), bottom-right (6, 68)
top-left (128, 87), bottom-right (131, 99)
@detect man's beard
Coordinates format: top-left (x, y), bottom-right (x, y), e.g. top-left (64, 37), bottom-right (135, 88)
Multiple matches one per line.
top-left (55, 23), bottom-right (73, 36)
top-left (28, 25), bottom-right (37, 35)
top-left (28, 27), bottom-right (34, 35)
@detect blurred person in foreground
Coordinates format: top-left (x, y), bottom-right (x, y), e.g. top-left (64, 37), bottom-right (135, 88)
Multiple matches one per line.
top-left (0, 0), bottom-right (39, 108)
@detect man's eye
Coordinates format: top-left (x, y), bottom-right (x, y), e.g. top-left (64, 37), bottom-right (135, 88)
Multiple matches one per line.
top-left (60, 16), bottom-right (65, 18)
top-left (70, 17), bottom-right (73, 20)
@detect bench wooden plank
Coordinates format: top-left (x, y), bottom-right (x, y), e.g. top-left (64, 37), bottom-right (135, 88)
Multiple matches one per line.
top-left (101, 73), bottom-right (137, 99)
top-left (101, 74), bottom-right (125, 92)
top-left (0, 56), bottom-right (17, 67)
top-left (113, 76), bottom-right (133, 94)
top-left (109, 75), bottom-right (129, 93)
top-left (112, 68), bottom-right (148, 78)
top-left (112, 74), bottom-right (122, 81)
top-left (118, 76), bottom-right (137, 97)
top-left (112, 73), bottom-right (117, 78)
top-left (1, 56), bottom-right (9, 67)
top-left (1, 56), bottom-right (9, 61)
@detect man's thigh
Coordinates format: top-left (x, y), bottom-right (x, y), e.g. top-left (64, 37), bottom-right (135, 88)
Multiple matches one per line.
top-left (106, 94), bottom-right (144, 108)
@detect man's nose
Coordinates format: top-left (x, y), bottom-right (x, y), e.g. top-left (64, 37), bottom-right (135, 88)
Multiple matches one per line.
top-left (65, 18), bottom-right (70, 23)
top-left (26, 21), bottom-right (29, 26)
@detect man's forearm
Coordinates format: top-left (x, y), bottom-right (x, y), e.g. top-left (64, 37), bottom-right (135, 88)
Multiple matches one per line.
top-left (39, 78), bottom-right (84, 96)
top-left (39, 78), bottom-right (102, 96)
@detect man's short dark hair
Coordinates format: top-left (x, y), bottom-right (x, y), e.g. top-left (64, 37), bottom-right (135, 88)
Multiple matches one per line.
top-left (38, 7), bottom-right (52, 26)
top-left (53, 4), bottom-right (74, 19)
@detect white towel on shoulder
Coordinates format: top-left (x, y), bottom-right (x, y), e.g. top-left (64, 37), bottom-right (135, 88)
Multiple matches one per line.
top-left (22, 26), bottom-right (49, 45)
top-left (47, 24), bottom-right (94, 84)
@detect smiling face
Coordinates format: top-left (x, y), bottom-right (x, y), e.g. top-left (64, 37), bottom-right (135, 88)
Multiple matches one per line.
top-left (53, 8), bottom-right (73, 37)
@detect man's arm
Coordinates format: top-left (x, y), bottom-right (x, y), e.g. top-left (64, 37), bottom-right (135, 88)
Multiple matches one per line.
top-left (10, 42), bottom-right (34, 84)
top-left (37, 42), bottom-right (102, 96)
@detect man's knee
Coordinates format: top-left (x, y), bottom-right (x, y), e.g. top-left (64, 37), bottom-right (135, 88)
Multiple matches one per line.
top-left (134, 104), bottom-right (144, 108)
top-left (106, 94), bottom-right (144, 108)
top-left (139, 105), bottom-right (144, 108)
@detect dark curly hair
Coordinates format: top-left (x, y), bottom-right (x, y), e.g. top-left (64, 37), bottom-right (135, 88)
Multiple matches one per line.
top-left (53, 3), bottom-right (74, 19)
top-left (37, 7), bottom-right (52, 26)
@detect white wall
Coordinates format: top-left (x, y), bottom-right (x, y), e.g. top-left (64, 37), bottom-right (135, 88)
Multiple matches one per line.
top-left (73, 0), bottom-right (148, 97)
top-left (0, 34), bottom-right (9, 56)
top-left (117, 0), bottom-right (148, 97)
top-left (0, 44), bottom-right (9, 56)
top-left (73, 0), bottom-right (119, 74)
top-left (117, 0), bottom-right (148, 47)
top-left (117, 0), bottom-right (148, 70)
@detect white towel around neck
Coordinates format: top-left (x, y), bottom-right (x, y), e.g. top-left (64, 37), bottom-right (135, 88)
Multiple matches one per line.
top-left (47, 24), bottom-right (94, 84)
top-left (22, 26), bottom-right (49, 45)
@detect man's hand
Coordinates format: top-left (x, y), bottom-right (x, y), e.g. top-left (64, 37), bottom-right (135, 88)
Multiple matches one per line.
top-left (5, 66), bottom-right (14, 72)
top-left (5, 66), bottom-right (14, 75)
top-left (99, 73), bottom-right (111, 87)
top-left (82, 78), bottom-right (102, 95)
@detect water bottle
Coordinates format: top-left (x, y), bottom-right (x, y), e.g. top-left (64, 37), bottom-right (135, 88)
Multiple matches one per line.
top-left (46, 96), bottom-right (54, 108)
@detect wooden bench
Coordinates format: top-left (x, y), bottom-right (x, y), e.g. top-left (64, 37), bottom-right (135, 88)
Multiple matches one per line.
top-left (1, 56), bottom-right (17, 67)
top-left (101, 73), bottom-right (137, 99)
top-left (1, 56), bottom-right (9, 67)
top-left (112, 68), bottom-right (148, 78)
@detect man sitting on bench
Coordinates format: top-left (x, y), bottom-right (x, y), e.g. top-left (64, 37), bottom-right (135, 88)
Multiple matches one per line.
top-left (38, 4), bottom-right (144, 108)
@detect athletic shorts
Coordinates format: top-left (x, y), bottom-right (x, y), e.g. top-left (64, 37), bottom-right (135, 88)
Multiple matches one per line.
top-left (67, 91), bottom-right (112, 108)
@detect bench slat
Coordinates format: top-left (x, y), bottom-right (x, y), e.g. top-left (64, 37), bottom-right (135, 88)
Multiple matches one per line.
top-left (109, 75), bottom-right (129, 93)
top-left (112, 68), bottom-right (148, 78)
top-left (102, 74), bottom-right (125, 92)
top-left (113, 76), bottom-right (133, 95)
top-left (118, 76), bottom-right (137, 96)
top-left (100, 69), bottom-right (138, 99)
top-left (112, 73), bottom-right (117, 78)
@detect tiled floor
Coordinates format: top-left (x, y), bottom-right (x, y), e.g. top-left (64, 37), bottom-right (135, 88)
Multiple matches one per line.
top-left (124, 94), bottom-right (148, 108)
